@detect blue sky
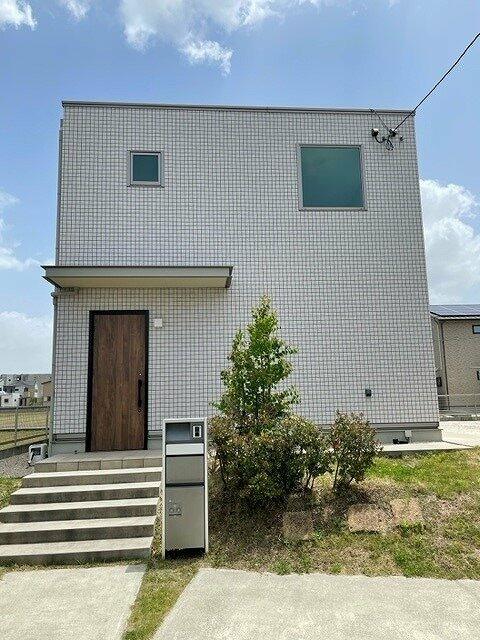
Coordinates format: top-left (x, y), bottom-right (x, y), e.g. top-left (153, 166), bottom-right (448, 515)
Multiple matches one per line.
top-left (1, 0), bottom-right (480, 371)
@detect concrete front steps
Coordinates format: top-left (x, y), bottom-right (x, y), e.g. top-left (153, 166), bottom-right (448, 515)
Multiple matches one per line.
top-left (0, 537), bottom-right (155, 565)
top-left (23, 467), bottom-right (162, 487)
top-left (0, 460), bottom-right (161, 565)
top-left (10, 482), bottom-right (160, 504)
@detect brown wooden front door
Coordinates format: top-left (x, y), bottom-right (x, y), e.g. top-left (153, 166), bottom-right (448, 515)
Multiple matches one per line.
top-left (88, 311), bottom-right (148, 452)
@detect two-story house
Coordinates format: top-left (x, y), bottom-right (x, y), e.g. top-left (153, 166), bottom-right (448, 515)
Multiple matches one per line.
top-left (43, 101), bottom-right (440, 455)
top-left (430, 304), bottom-right (480, 409)
top-left (0, 374), bottom-right (51, 407)
top-left (0, 376), bottom-right (27, 407)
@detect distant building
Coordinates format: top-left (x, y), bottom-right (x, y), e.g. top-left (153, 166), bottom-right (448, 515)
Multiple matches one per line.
top-left (18, 382), bottom-right (41, 406)
top-left (0, 374), bottom-right (51, 408)
top-left (430, 305), bottom-right (480, 406)
top-left (41, 379), bottom-right (53, 406)
top-left (0, 386), bottom-right (22, 407)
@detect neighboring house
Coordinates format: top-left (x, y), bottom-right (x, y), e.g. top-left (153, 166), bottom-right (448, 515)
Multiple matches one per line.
top-left (18, 382), bottom-right (39, 406)
top-left (41, 379), bottom-right (53, 406)
top-left (0, 374), bottom-right (51, 389)
top-left (0, 375), bottom-right (21, 391)
top-left (430, 304), bottom-right (480, 407)
top-left (0, 379), bottom-right (26, 407)
top-left (0, 388), bottom-right (21, 407)
top-left (43, 101), bottom-right (439, 455)
top-left (0, 375), bottom-right (51, 407)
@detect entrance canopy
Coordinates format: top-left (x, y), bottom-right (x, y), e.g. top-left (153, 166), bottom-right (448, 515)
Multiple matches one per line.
top-left (42, 265), bottom-right (233, 289)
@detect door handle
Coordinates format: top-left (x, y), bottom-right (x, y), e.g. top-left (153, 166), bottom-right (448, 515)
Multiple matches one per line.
top-left (137, 378), bottom-right (143, 409)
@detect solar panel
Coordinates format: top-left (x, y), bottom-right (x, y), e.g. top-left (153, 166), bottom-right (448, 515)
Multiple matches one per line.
top-left (429, 304), bottom-right (480, 317)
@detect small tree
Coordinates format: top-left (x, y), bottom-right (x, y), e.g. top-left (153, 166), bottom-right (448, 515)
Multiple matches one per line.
top-left (327, 412), bottom-right (381, 492)
top-left (210, 297), bottom-right (331, 504)
top-left (214, 295), bottom-right (299, 435)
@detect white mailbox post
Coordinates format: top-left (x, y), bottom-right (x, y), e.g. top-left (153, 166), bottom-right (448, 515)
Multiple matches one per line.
top-left (161, 418), bottom-right (209, 558)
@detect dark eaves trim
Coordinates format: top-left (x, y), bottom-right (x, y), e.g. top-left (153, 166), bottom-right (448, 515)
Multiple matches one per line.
top-left (430, 314), bottom-right (480, 320)
top-left (61, 100), bottom-right (413, 116)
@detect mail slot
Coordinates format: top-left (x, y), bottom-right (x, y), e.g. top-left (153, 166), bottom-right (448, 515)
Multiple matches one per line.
top-left (165, 455), bottom-right (204, 484)
top-left (161, 418), bottom-right (208, 557)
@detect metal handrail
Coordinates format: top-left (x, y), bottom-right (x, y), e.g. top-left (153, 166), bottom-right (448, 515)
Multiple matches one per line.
top-left (437, 393), bottom-right (480, 414)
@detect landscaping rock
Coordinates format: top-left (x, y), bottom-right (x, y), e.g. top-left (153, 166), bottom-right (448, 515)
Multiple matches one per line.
top-left (347, 504), bottom-right (390, 533)
top-left (320, 504), bottom-right (336, 524)
top-left (390, 498), bottom-right (423, 528)
top-left (282, 510), bottom-right (314, 541)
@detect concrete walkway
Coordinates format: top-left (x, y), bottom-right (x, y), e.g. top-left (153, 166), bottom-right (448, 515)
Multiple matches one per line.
top-left (156, 568), bottom-right (480, 640)
top-left (0, 564), bottom-right (145, 640)
top-left (441, 420), bottom-right (480, 447)
top-left (380, 420), bottom-right (480, 455)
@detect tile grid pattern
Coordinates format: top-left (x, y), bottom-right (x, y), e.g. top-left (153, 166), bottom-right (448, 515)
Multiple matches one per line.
top-left (53, 105), bottom-right (439, 435)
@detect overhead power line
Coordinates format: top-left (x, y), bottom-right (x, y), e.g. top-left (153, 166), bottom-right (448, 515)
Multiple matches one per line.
top-left (370, 32), bottom-right (480, 150)
top-left (393, 31), bottom-right (480, 132)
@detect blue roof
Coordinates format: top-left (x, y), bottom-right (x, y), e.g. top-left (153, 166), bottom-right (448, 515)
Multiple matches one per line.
top-left (429, 304), bottom-right (480, 318)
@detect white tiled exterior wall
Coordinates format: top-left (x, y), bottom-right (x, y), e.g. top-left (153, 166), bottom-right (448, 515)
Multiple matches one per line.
top-left (52, 103), bottom-right (439, 445)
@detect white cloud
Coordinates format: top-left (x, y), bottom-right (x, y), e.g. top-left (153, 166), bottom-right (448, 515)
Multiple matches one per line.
top-left (0, 188), bottom-right (40, 271)
top-left (0, 0), bottom-right (36, 29)
top-left (420, 178), bottom-right (480, 303)
top-left (0, 312), bottom-right (52, 372)
top-left (181, 38), bottom-right (233, 75)
top-left (58, 0), bottom-right (91, 20)
top-left (120, 0), bottom-right (325, 73)
top-left (0, 188), bottom-right (18, 211)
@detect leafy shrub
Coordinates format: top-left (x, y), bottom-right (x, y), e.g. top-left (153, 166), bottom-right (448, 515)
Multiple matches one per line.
top-left (326, 412), bottom-right (381, 492)
top-left (210, 414), bottom-right (330, 504)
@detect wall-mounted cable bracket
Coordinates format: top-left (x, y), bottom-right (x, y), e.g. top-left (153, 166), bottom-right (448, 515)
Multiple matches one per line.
top-left (370, 32), bottom-right (479, 151)
top-left (371, 124), bottom-right (403, 151)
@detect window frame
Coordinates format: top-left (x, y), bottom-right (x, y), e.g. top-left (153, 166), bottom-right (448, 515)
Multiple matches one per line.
top-left (472, 324), bottom-right (480, 334)
top-left (129, 151), bottom-right (164, 187)
top-left (297, 144), bottom-right (366, 211)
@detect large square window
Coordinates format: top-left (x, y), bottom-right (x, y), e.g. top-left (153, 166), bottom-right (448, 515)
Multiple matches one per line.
top-left (299, 145), bottom-right (364, 209)
top-left (130, 152), bottom-right (162, 185)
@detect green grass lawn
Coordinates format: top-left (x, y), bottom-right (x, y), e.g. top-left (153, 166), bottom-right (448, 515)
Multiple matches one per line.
top-left (123, 559), bottom-right (198, 640)
top-left (0, 476), bottom-right (22, 509)
top-left (204, 451), bottom-right (480, 579)
top-left (2, 448), bottom-right (480, 640)
top-left (124, 447), bottom-right (480, 639)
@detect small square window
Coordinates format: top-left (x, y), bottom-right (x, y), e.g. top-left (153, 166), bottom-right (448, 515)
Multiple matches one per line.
top-left (130, 152), bottom-right (162, 186)
top-left (477, 370), bottom-right (480, 382)
top-left (473, 325), bottom-right (480, 334)
top-left (299, 145), bottom-right (364, 209)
